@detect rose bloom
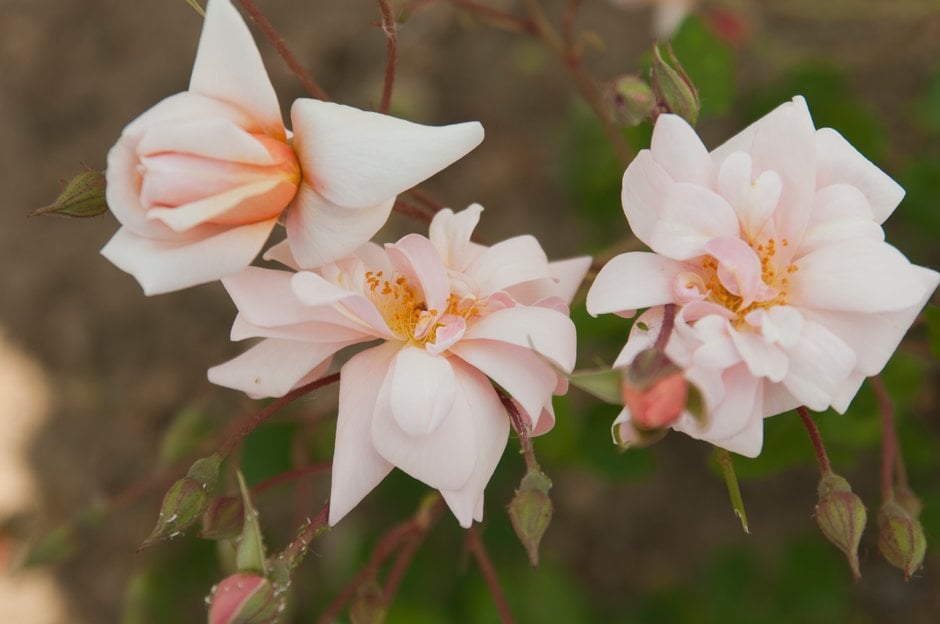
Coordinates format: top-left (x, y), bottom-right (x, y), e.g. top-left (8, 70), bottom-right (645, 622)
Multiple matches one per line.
top-left (588, 97), bottom-right (939, 456)
top-left (102, 0), bottom-right (482, 294)
top-left (209, 205), bottom-right (590, 527)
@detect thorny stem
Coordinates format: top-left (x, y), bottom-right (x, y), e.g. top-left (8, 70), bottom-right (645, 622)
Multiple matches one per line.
top-left (220, 372), bottom-right (341, 456)
top-left (796, 406), bottom-right (832, 474)
top-left (277, 501), bottom-right (330, 567)
top-left (870, 375), bottom-right (901, 501)
top-left (521, 0), bottom-right (632, 165)
top-left (252, 461), bottom-right (331, 496)
top-left (500, 394), bottom-right (538, 473)
top-left (233, 0), bottom-right (329, 100)
top-left (466, 526), bottom-right (515, 624)
top-left (377, 0), bottom-right (398, 114)
top-left (317, 497), bottom-right (443, 624)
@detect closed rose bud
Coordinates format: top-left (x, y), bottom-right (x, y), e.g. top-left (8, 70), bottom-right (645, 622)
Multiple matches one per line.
top-left (878, 500), bottom-right (926, 580)
top-left (507, 470), bottom-right (553, 567)
top-left (140, 453), bottom-right (223, 549)
top-left (622, 370), bottom-right (688, 430)
top-left (650, 43), bottom-right (700, 126)
top-left (208, 573), bottom-right (280, 624)
top-left (814, 473), bottom-right (866, 581)
top-left (31, 170), bottom-right (108, 219)
top-left (605, 75), bottom-right (656, 127)
top-left (201, 496), bottom-right (244, 541)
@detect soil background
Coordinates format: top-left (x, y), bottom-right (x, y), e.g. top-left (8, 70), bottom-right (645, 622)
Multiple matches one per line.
top-left (1, 1), bottom-right (939, 622)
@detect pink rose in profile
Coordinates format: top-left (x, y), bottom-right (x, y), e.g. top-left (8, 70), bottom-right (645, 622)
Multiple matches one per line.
top-left (102, 0), bottom-right (483, 294)
top-left (588, 96), bottom-right (939, 456)
top-left (209, 205), bottom-right (590, 527)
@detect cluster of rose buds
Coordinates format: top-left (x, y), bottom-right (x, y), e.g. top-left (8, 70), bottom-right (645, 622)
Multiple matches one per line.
top-left (45, 0), bottom-right (937, 618)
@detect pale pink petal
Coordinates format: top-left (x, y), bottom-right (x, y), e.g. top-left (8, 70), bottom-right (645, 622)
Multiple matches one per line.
top-left (463, 306), bottom-right (577, 372)
top-left (261, 238), bottom-right (301, 270)
top-left (290, 271), bottom-right (394, 339)
top-left (761, 382), bottom-right (802, 418)
top-left (650, 114), bottom-right (713, 186)
top-left (450, 339), bottom-right (557, 426)
top-left (612, 307), bottom-right (661, 369)
top-left (804, 265), bottom-right (939, 376)
top-left (389, 346), bottom-right (457, 436)
top-left (386, 234), bottom-right (450, 315)
top-left (746, 305), bottom-right (804, 348)
top-left (189, 0), bottom-right (284, 139)
top-left (548, 256), bottom-right (593, 304)
top-left (136, 117), bottom-right (275, 165)
top-left (781, 320), bottom-right (856, 411)
top-left (100, 219), bottom-right (275, 295)
top-left (710, 412), bottom-right (764, 458)
top-left (789, 238), bottom-right (929, 313)
top-left (800, 184), bottom-right (884, 249)
top-left (464, 235), bottom-right (553, 295)
top-left (371, 356), bottom-right (477, 491)
top-left (290, 99), bottom-right (483, 209)
top-left (146, 178), bottom-right (282, 232)
top-left (749, 96), bottom-right (817, 250)
top-left (230, 314), bottom-right (372, 344)
top-left (586, 252), bottom-right (685, 317)
top-left (286, 184), bottom-right (395, 269)
top-left (728, 327), bottom-right (788, 383)
top-left (207, 337), bottom-right (340, 398)
top-left (531, 400), bottom-right (557, 437)
top-left (829, 371), bottom-right (867, 414)
top-left (704, 237), bottom-right (764, 308)
top-left (621, 150), bottom-right (674, 245)
top-left (717, 152), bottom-right (781, 240)
top-left (426, 315), bottom-right (466, 355)
top-left (328, 343), bottom-right (398, 526)
top-left (815, 128), bottom-right (905, 224)
top-left (438, 362), bottom-right (509, 527)
top-left (647, 183), bottom-right (740, 260)
top-left (678, 364), bottom-right (759, 440)
top-left (429, 204), bottom-right (483, 270)
top-left (223, 266), bottom-right (343, 328)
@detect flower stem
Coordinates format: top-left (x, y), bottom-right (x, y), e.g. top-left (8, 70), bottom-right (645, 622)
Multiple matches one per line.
top-left (466, 526), bottom-right (515, 623)
top-left (501, 393), bottom-right (538, 473)
top-left (220, 372), bottom-right (340, 455)
top-left (444, 0), bottom-right (537, 34)
top-left (275, 501), bottom-right (330, 569)
top-left (797, 406), bottom-right (832, 474)
top-left (653, 303), bottom-right (676, 354)
top-left (870, 375), bottom-right (899, 501)
top-left (377, 0), bottom-right (398, 114)
top-left (233, 0), bottom-right (329, 100)
top-left (251, 461), bottom-right (331, 496)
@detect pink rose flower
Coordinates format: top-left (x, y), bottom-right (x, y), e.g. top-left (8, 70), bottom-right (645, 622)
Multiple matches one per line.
top-left (209, 205), bottom-right (590, 527)
top-left (102, 0), bottom-right (483, 294)
top-left (587, 97), bottom-right (939, 456)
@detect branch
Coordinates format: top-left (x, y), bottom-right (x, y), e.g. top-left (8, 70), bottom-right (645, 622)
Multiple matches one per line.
top-left (233, 0), bottom-right (329, 100)
top-left (465, 526), bottom-right (515, 623)
top-left (377, 0), bottom-right (398, 113)
top-left (252, 461), bottom-right (331, 496)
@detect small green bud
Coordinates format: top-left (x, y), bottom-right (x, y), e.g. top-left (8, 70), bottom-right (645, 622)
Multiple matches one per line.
top-left (605, 75), bottom-right (656, 127)
top-left (350, 582), bottom-right (387, 624)
top-left (878, 500), bottom-right (927, 580)
top-left (650, 43), bottom-right (700, 126)
top-left (31, 170), bottom-right (108, 218)
top-left (507, 470), bottom-right (553, 567)
top-left (140, 453), bottom-right (224, 549)
top-left (235, 471), bottom-right (268, 575)
top-left (201, 496), bottom-right (245, 541)
top-left (208, 573), bottom-right (281, 624)
top-left (814, 473), bottom-right (866, 581)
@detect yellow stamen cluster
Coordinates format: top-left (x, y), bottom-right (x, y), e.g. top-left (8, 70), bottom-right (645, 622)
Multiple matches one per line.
top-left (699, 237), bottom-right (798, 325)
top-left (364, 271), bottom-right (482, 344)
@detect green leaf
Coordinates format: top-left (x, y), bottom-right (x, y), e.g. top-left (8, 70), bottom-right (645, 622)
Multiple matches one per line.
top-left (569, 367), bottom-right (622, 404)
top-left (235, 471), bottom-right (268, 575)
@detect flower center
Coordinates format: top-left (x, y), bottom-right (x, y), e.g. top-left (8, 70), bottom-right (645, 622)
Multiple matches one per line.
top-left (697, 237), bottom-right (799, 323)
top-left (365, 271), bottom-right (482, 344)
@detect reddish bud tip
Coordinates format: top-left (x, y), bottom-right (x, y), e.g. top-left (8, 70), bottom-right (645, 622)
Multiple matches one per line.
top-left (878, 500), bottom-right (927, 581)
top-left (605, 75), bottom-right (656, 127)
top-left (208, 573), bottom-right (281, 624)
top-left (814, 473), bottom-right (866, 581)
top-left (507, 470), bottom-right (553, 567)
top-left (622, 369), bottom-right (688, 430)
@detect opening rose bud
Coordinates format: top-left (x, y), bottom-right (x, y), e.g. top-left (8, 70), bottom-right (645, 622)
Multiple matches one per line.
top-left (622, 368), bottom-right (688, 430)
top-left (208, 573), bottom-right (280, 624)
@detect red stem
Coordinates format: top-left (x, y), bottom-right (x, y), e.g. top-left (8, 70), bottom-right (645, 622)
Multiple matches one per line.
top-left (377, 0), bottom-right (398, 114)
top-left (562, 0), bottom-right (583, 61)
top-left (382, 534), bottom-right (422, 602)
top-left (278, 501), bottom-right (330, 565)
top-left (220, 372), bottom-right (340, 455)
top-left (870, 375), bottom-right (898, 501)
top-left (446, 0), bottom-right (537, 34)
top-left (653, 303), bottom-right (676, 354)
top-left (393, 198), bottom-right (436, 224)
top-left (500, 394), bottom-right (538, 472)
top-left (466, 526), bottom-right (515, 624)
top-left (252, 461), bottom-right (331, 496)
top-left (796, 406), bottom-right (832, 474)
top-left (233, 0), bottom-right (329, 100)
